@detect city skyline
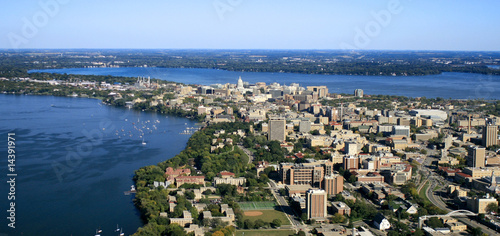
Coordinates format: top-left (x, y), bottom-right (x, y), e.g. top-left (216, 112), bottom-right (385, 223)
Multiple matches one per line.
top-left (1, 0), bottom-right (499, 51)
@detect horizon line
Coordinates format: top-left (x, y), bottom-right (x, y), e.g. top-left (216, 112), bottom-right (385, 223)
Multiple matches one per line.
top-left (1, 48), bottom-right (500, 53)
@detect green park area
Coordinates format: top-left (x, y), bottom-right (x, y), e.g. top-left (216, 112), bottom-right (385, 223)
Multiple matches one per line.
top-left (235, 229), bottom-right (296, 236)
top-left (241, 209), bottom-right (291, 225)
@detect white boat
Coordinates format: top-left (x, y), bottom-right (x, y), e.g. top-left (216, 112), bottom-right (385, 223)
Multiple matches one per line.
top-left (119, 228), bottom-right (125, 236)
top-left (141, 138), bottom-right (146, 145)
top-left (116, 224), bottom-right (120, 232)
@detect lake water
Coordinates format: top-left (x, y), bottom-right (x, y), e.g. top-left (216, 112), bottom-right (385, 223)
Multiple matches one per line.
top-left (31, 67), bottom-right (500, 100)
top-left (0, 94), bottom-right (196, 235)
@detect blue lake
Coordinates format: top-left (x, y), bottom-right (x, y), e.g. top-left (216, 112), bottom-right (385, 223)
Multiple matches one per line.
top-left (4, 67), bottom-right (499, 235)
top-left (0, 94), bottom-right (196, 235)
top-left (31, 67), bottom-right (500, 100)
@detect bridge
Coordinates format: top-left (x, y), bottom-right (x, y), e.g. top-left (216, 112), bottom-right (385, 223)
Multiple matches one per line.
top-left (419, 210), bottom-right (477, 228)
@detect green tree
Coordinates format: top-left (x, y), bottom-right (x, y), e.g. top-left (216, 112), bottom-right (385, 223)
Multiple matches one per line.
top-left (331, 213), bottom-right (346, 223)
top-left (426, 217), bottom-right (443, 228)
top-left (272, 219), bottom-right (282, 228)
top-left (470, 227), bottom-right (483, 236)
top-left (165, 224), bottom-right (186, 236)
top-left (244, 219), bottom-right (254, 229)
top-left (485, 202), bottom-right (498, 214)
top-left (254, 219), bottom-right (266, 229)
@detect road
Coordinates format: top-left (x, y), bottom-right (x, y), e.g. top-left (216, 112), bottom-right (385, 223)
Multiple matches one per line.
top-left (238, 144), bottom-right (254, 165)
top-left (268, 180), bottom-right (308, 233)
top-left (423, 166), bottom-right (500, 235)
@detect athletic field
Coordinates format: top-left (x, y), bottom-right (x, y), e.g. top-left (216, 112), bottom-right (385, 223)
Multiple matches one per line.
top-left (237, 201), bottom-right (276, 210)
top-left (235, 229), bottom-right (295, 236)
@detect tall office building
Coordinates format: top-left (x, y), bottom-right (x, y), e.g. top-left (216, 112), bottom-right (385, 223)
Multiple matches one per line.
top-left (392, 125), bottom-right (410, 138)
top-left (345, 142), bottom-right (358, 155)
top-left (343, 156), bottom-right (359, 170)
top-left (306, 189), bottom-right (327, 220)
top-left (354, 89), bottom-right (364, 98)
top-left (483, 125), bottom-right (498, 147)
top-left (307, 86), bottom-right (329, 98)
top-left (268, 118), bottom-right (286, 142)
top-left (299, 119), bottom-right (312, 133)
top-left (330, 108), bottom-right (338, 122)
top-left (468, 146), bottom-right (486, 168)
top-left (323, 174), bottom-right (344, 196)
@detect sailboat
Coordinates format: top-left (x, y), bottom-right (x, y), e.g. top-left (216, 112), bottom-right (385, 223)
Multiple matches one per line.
top-left (116, 224), bottom-right (120, 232)
top-left (119, 228), bottom-right (125, 236)
top-left (141, 138), bottom-right (146, 145)
top-left (95, 229), bottom-right (101, 236)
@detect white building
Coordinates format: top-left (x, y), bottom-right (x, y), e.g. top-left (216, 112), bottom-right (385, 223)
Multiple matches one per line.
top-left (373, 213), bottom-right (391, 230)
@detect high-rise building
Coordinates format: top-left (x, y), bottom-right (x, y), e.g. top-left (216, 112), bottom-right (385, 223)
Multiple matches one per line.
top-left (343, 156), bottom-right (359, 170)
top-left (306, 189), bottom-right (327, 220)
top-left (281, 163), bottom-right (325, 187)
top-left (483, 125), bottom-right (498, 147)
top-left (280, 161), bottom-right (334, 187)
top-left (392, 125), bottom-right (410, 138)
top-left (397, 118), bottom-right (410, 126)
top-left (345, 142), bottom-right (358, 155)
top-left (354, 89), bottom-right (363, 98)
top-left (323, 174), bottom-right (344, 196)
top-left (268, 118), bottom-right (286, 142)
top-left (468, 146), bottom-right (486, 168)
top-left (467, 196), bottom-right (498, 214)
top-left (330, 108), bottom-right (338, 122)
top-left (299, 119), bottom-right (311, 133)
top-left (307, 86), bottom-right (329, 98)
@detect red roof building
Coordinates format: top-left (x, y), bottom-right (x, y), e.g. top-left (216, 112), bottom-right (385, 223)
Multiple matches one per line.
top-left (219, 171), bottom-right (235, 178)
top-left (165, 167), bottom-right (191, 181)
top-left (175, 176), bottom-right (205, 187)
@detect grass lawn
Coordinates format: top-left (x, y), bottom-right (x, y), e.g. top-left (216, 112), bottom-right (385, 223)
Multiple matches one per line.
top-left (242, 209), bottom-right (291, 225)
top-left (235, 229), bottom-right (296, 236)
top-left (419, 182), bottom-right (430, 202)
top-left (238, 201), bottom-right (276, 210)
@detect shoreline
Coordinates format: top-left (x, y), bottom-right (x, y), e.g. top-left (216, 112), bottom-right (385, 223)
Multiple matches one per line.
top-left (0, 92), bottom-right (199, 235)
top-left (29, 67), bottom-right (500, 78)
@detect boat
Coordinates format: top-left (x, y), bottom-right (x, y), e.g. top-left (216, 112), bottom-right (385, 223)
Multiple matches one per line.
top-left (119, 228), bottom-right (125, 236)
top-left (141, 138), bottom-right (146, 145)
top-left (124, 185), bottom-right (137, 195)
top-left (116, 224), bottom-right (120, 232)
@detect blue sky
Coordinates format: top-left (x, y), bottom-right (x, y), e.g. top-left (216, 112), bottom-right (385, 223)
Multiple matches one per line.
top-left (1, 0), bottom-right (499, 50)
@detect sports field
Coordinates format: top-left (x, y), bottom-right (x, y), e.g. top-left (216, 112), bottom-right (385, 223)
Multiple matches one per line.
top-left (241, 209), bottom-right (291, 225)
top-left (235, 229), bottom-right (295, 236)
top-left (238, 201), bottom-right (276, 210)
